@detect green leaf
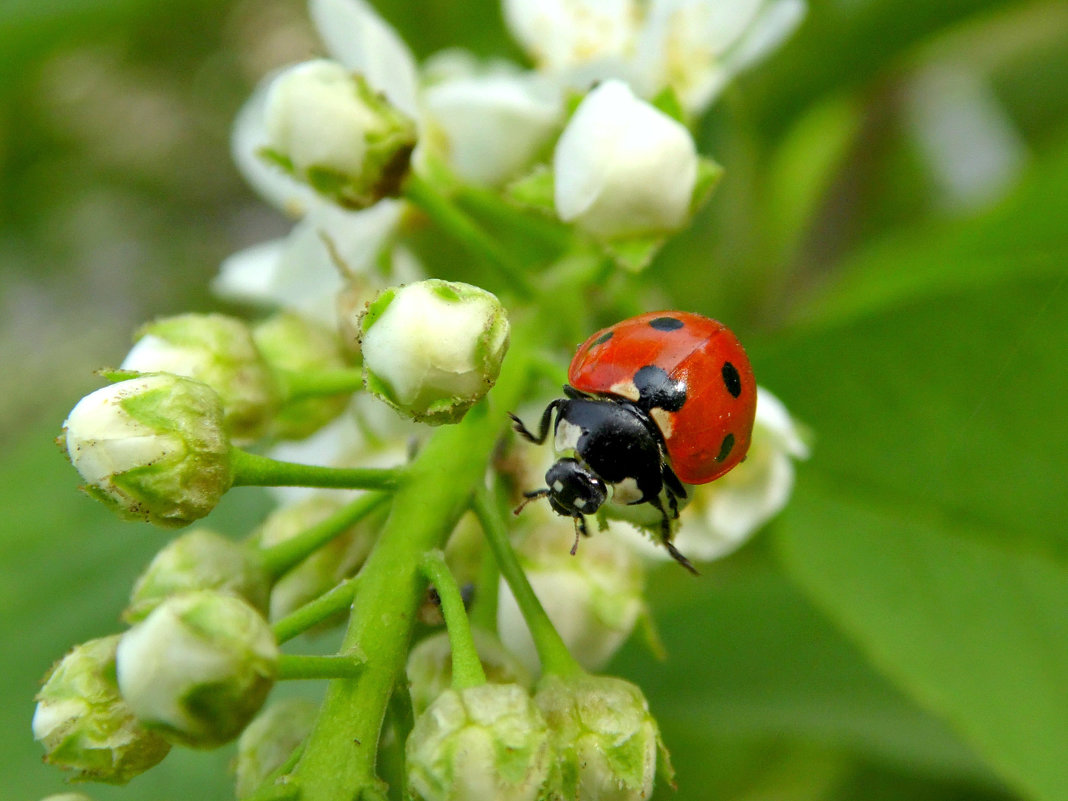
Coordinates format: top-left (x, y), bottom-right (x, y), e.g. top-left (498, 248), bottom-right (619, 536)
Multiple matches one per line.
top-left (612, 559), bottom-right (999, 796)
top-left (776, 479), bottom-right (1068, 801)
top-left (757, 272), bottom-right (1068, 801)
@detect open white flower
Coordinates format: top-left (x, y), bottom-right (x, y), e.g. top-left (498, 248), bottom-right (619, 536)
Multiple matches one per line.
top-left (620, 385), bottom-right (809, 563)
top-left (554, 80), bottom-right (697, 240)
top-left (504, 0), bottom-right (806, 115)
top-left (223, 0), bottom-right (562, 321)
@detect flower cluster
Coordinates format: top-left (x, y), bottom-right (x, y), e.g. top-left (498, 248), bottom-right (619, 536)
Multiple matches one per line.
top-left (38, 0), bottom-right (809, 799)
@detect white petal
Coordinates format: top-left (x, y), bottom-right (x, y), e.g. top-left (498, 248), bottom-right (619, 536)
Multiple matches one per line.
top-left (308, 0), bottom-right (419, 117)
top-left (722, 0), bottom-right (806, 76)
top-left (754, 385), bottom-right (810, 458)
top-left (232, 71), bottom-right (321, 218)
top-left (213, 201), bottom-right (402, 323)
top-left (422, 69), bottom-right (563, 185)
top-left (503, 0), bottom-right (639, 72)
top-left (635, 0), bottom-right (804, 113)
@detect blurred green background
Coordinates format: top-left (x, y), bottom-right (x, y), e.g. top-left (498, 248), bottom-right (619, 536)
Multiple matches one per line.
top-left (3, 0), bottom-right (1067, 799)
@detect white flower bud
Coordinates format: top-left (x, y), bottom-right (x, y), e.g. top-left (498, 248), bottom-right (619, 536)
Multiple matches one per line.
top-left (40, 794), bottom-right (94, 801)
top-left (234, 697), bottom-right (319, 798)
top-left (256, 494), bottom-right (375, 623)
top-left (406, 684), bottom-right (552, 801)
top-left (120, 313), bottom-right (280, 443)
top-left (262, 59), bottom-right (417, 209)
top-left (252, 311), bottom-right (352, 440)
top-left (554, 80), bottom-right (697, 240)
top-left (33, 635), bottom-right (170, 784)
top-left (535, 673), bottom-right (667, 801)
top-left (61, 374), bottom-right (233, 528)
top-left (407, 629), bottom-right (532, 716)
top-left (498, 523), bottom-right (646, 673)
top-left (116, 591), bottom-right (279, 748)
top-left (359, 280), bottom-right (510, 425)
top-left (125, 528), bottom-right (271, 623)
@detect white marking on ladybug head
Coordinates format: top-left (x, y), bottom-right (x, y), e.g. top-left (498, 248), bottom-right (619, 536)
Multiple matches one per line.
top-left (573, 496), bottom-right (588, 509)
top-left (552, 479), bottom-right (565, 493)
top-left (650, 407), bottom-right (674, 438)
top-left (610, 477), bottom-right (643, 505)
top-left (609, 380), bottom-right (640, 401)
top-left (554, 418), bottom-right (583, 455)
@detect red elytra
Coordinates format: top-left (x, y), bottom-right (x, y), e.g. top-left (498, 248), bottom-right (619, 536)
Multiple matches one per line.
top-left (567, 311), bottom-right (757, 485)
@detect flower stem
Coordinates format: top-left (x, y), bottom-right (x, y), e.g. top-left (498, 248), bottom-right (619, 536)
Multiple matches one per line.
top-left (272, 578), bottom-right (360, 644)
top-left (403, 173), bottom-right (535, 298)
top-left (472, 487), bottom-right (583, 678)
top-left (259, 493), bottom-right (389, 580)
top-left (276, 367), bottom-right (364, 402)
top-left (230, 448), bottom-right (403, 491)
top-left (420, 550), bottom-right (486, 690)
top-left (278, 654), bottom-right (365, 680)
top-left (288, 344), bottom-right (535, 801)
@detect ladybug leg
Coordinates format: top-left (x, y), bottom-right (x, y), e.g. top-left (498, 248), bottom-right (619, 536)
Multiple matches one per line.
top-left (662, 464), bottom-right (687, 514)
top-left (513, 487), bottom-right (550, 516)
top-left (648, 495), bottom-right (699, 575)
top-left (508, 400), bottom-right (562, 445)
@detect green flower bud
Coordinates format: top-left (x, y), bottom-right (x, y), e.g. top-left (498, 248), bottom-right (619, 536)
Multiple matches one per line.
top-left (407, 629), bottom-right (532, 716)
top-left (234, 697), bottom-right (318, 798)
top-left (359, 280), bottom-right (510, 425)
top-left (121, 313), bottom-right (280, 442)
top-left (124, 528), bottom-right (270, 623)
top-left (61, 373), bottom-right (233, 528)
top-left (251, 311), bottom-right (351, 440)
top-left (32, 635), bottom-right (170, 784)
top-left (407, 684), bottom-right (552, 801)
top-left (116, 591), bottom-right (279, 748)
top-left (256, 494), bottom-right (375, 624)
top-left (535, 674), bottom-right (668, 801)
top-left (498, 523), bottom-right (646, 672)
top-left (262, 59), bottom-right (417, 209)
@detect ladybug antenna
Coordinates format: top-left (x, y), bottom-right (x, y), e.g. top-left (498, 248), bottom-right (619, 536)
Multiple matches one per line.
top-left (569, 514), bottom-right (590, 556)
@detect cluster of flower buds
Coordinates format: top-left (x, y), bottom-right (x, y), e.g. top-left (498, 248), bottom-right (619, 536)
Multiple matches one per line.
top-left (404, 645), bottom-right (669, 801)
top-left (39, 0), bottom-right (812, 798)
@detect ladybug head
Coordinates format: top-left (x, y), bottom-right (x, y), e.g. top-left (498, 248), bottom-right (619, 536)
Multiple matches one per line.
top-left (543, 457), bottom-right (607, 520)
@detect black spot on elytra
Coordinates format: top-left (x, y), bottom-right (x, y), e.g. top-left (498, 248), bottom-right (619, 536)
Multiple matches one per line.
top-left (633, 364), bottom-right (686, 412)
top-left (722, 362), bottom-right (742, 398)
top-left (715, 433), bottom-right (735, 462)
top-left (593, 331), bottom-right (613, 346)
top-left (649, 316), bottom-right (684, 331)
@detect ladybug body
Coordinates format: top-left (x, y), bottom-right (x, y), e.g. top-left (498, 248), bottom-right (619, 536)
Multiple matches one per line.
top-left (510, 312), bottom-right (756, 573)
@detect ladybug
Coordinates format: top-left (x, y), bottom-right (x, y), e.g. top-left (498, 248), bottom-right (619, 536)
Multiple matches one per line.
top-left (509, 311), bottom-right (757, 573)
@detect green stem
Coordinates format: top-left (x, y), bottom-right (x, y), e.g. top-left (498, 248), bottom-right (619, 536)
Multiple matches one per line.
top-left (260, 493), bottom-right (389, 580)
top-left (272, 578), bottom-right (360, 644)
top-left (230, 448), bottom-right (403, 491)
top-left (472, 487), bottom-right (583, 678)
top-left (289, 344), bottom-right (535, 801)
top-left (276, 367), bottom-right (365, 402)
top-left (403, 173), bottom-right (535, 298)
top-left (278, 654), bottom-right (365, 680)
top-left (420, 550), bottom-right (486, 689)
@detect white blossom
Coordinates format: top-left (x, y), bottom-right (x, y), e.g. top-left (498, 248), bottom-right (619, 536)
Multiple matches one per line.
top-left (503, 0), bottom-right (806, 115)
